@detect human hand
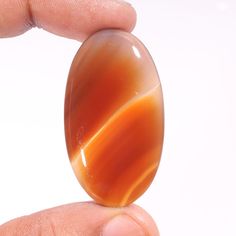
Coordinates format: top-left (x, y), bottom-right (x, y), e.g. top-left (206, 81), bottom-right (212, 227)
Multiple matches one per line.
top-left (0, 202), bottom-right (159, 235)
top-left (0, 0), bottom-right (136, 40)
top-left (0, 1), bottom-right (159, 235)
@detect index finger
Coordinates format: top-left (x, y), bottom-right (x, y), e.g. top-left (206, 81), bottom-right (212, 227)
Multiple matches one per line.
top-left (0, 0), bottom-right (136, 40)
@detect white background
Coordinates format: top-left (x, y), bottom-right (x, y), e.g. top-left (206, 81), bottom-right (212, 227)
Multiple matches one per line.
top-left (0, 0), bottom-right (236, 235)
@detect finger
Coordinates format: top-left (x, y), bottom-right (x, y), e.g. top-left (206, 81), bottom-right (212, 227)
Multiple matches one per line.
top-left (0, 0), bottom-right (136, 40)
top-left (0, 202), bottom-right (159, 236)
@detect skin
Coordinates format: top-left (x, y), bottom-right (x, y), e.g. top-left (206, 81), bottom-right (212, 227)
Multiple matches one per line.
top-left (0, 0), bottom-right (160, 235)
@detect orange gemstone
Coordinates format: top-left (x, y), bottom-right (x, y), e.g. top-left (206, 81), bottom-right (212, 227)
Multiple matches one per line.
top-left (64, 30), bottom-right (164, 207)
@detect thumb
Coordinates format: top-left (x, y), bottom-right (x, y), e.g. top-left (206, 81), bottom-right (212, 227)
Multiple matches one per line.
top-left (0, 202), bottom-right (159, 236)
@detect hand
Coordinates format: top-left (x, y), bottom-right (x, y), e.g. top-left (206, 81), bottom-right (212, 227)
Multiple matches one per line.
top-left (0, 0), bottom-right (159, 235)
top-left (0, 0), bottom-right (136, 40)
top-left (0, 202), bottom-right (159, 235)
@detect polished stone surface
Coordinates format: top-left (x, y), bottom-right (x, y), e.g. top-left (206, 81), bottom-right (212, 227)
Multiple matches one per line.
top-left (65, 30), bottom-right (164, 207)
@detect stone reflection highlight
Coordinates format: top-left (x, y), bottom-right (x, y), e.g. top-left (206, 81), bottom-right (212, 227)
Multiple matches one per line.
top-left (65, 30), bottom-right (164, 207)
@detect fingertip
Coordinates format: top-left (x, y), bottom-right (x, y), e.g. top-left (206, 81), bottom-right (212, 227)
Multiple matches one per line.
top-left (30, 0), bottom-right (137, 41)
top-left (123, 204), bottom-right (160, 236)
top-left (113, 0), bottom-right (137, 32)
top-left (70, 0), bottom-right (137, 41)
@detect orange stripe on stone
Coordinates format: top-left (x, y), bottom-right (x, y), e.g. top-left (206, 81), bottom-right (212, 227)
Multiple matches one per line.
top-left (71, 88), bottom-right (163, 206)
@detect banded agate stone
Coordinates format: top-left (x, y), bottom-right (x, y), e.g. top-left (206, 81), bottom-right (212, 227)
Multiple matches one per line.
top-left (65, 30), bottom-right (164, 207)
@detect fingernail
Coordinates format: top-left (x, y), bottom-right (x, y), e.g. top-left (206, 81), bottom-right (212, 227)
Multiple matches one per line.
top-left (102, 214), bottom-right (146, 236)
top-left (115, 0), bottom-right (132, 6)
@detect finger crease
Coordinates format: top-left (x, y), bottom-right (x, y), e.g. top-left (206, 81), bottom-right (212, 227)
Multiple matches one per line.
top-left (25, 0), bottom-right (36, 27)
